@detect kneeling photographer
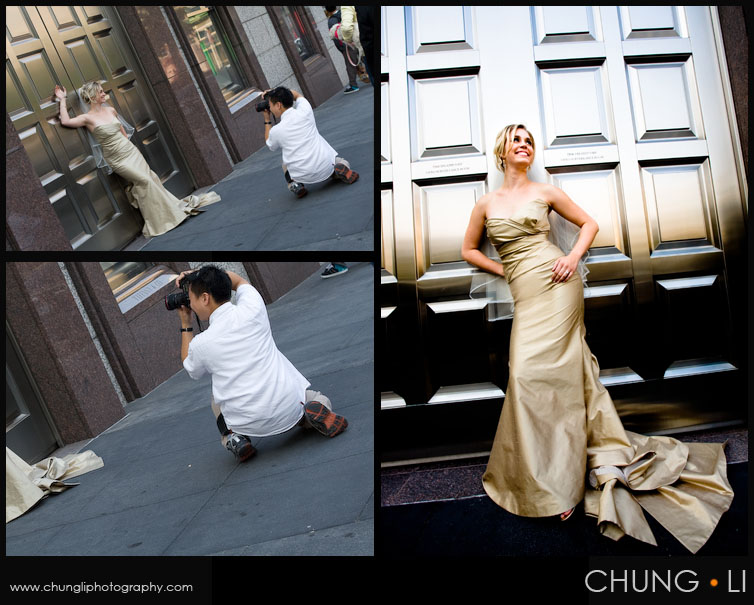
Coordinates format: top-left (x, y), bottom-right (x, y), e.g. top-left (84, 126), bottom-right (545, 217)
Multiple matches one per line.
top-left (167, 265), bottom-right (348, 462)
top-left (258, 86), bottom-right (359, 198)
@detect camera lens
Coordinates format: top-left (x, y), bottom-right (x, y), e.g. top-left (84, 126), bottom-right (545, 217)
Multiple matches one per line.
top-left (255, 100), bottom-right (270, 113)
top-left (165, 291), bottom-right (190, 311)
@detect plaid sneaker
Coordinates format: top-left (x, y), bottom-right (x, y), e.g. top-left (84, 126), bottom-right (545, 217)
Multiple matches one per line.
top-left (225, 432), bottom-right (257, 462)
top-left (302, 401), bottom-right (348, 437)
top-left (321, 263), bottom-right (348, 279)
top-left (288, 181), bottom-right (308, 198)
top-left (332, 163), bottom-right (359, 184)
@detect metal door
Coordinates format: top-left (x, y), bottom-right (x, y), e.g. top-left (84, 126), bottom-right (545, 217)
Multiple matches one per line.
top-left (380, 6), bottom-right (747, 458)
top-left (6, 327), bottom-right (59, 464)
top-left (6, 6), bottom-right (194, 250)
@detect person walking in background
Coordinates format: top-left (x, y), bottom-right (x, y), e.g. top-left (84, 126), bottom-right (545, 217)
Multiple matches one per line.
top-left (325, 7), bottom-right (359, 94)
top-left (352, 6), bottom-right (376, 88)
top-left (320, 262), bottom-right (348, 279)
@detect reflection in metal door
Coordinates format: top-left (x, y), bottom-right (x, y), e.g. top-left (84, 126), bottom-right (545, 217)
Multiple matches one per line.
top-left (380, 6), bottom-right (747, 459)
top-left (6, 6), bottom-right (194, 250)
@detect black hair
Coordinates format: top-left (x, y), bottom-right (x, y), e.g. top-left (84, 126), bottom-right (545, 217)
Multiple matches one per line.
top-left (266, 86), bottom-right (294, 109)
top-left (184, 265), bottom-right (231, 304)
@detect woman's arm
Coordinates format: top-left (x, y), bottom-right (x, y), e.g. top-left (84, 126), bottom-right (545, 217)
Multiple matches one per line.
top-left (461, 196), bottom-right (505, 277)
top-left (546, 185), bottom-right (599, 282)
top-left (54, 86), bottom-right (89, 129)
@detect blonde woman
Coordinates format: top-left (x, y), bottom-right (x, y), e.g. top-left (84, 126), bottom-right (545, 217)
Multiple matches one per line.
top-left (54, 81), bottom-right (219, 238)
top-left (461, 124), bottom-right (733, 552)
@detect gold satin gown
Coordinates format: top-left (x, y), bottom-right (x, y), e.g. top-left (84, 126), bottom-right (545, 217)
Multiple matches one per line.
top-left (92, 119), bottom-right (220, 237)
top-left (481, 198), bottom-right (733, 553)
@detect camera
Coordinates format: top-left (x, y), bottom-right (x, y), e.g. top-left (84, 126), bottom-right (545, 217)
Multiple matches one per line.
top-left (165, 276), bottom-right (190, 310)
top-left (255, 99), bottom-right (270, 113)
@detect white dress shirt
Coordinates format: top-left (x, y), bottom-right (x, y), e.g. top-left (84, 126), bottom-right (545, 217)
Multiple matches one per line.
top-left (266, 97), bottom-right (338, 184)
top-left (183, 284), bottom-right (309, 437)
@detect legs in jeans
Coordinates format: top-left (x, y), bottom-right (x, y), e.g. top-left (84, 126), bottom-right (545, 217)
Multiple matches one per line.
top-left (340, 47), bottom-right (358, 88)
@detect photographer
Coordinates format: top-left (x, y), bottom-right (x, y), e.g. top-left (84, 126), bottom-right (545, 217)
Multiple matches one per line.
top-left (260, 86), bottom-right (359, 198)
top-left (172, 265), bottom-right (348, 462)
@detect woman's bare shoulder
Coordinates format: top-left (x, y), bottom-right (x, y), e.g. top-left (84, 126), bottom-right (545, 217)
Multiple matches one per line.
top-left (536, 182), bottom-right (566, 206)
top-left (474, 191), bottom-right (496, 217)
top-left (477, 191), bottom-right (495, 205)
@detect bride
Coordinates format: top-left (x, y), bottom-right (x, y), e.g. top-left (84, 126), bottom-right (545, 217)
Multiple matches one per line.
top-left (54, 81), bottom-right (220, 238)
top-left (462, 123), bottom-right (733, 553)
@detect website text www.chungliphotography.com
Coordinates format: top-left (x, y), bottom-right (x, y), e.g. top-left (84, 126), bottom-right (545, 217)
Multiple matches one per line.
top-left (8, 582), bottom-right (193, 596)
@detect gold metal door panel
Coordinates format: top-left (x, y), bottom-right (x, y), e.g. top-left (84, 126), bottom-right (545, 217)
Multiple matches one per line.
top-left (618, 6), bottom-right (687, 40)
top-left (6, 6), bottom-right (133, 249)
top-left (532, 6), bottom-right (601, 44)
top-left (381, 6), bottom-right (746, 437)
top-left (6, 328), bottom-right (59, 464)
top-left (549, 166), bottom-right (634, 282)
top-left (381, 190), bottom-right (397, 281)
top-left (380, 83), bottom-right (391, 166)
top-left (539, 63), bottom-right (612, 147)
top-left (405, 6), bottom-right (474, 54)
top-left (409, 74), bottom-right (483, 161)
top-left (414, 181), bottom-right (485, 270)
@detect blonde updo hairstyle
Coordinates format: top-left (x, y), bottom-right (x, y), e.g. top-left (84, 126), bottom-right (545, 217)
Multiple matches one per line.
top-left (79, 81), bottom-right (104, 105)
top-left (493, 123), bottom-right (535, 172)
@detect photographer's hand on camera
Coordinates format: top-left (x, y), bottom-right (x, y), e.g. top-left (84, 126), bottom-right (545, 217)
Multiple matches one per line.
top-left (175, 270), bottom-right (194, 288)
top-left (177, 303), bottom-right (193, 328)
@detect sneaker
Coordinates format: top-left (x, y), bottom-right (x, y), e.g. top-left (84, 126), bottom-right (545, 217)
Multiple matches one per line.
top-left (321, 263), bottom-right (348, 279)
top-left (332, 163), bottom-right (359, 184)
top-left (344, 85), bottom-right (359, 94)
top-left (225, 432), bottom-right (257, 462)
top-left (288, 181), bottom-right (308, 198)
top-left (302, 401), bottom-right (348, 437)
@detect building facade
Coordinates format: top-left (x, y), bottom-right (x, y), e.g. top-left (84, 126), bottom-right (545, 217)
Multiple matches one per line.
top-left (6, 5), bottom-right (350, 251)
top-left (6, 261), bottom-right (320, 463)
top-left (380, 6), bottom-right (748, 461)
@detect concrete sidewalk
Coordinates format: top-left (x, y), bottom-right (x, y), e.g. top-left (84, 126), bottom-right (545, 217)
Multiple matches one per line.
top-left (130, 85), bottom-right (374, 252)
top-left (6, 262), bottom-right (374, 556)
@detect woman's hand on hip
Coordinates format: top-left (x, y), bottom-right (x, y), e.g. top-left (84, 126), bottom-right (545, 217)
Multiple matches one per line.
top-left (551, 254), bottom-right (579, 283)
